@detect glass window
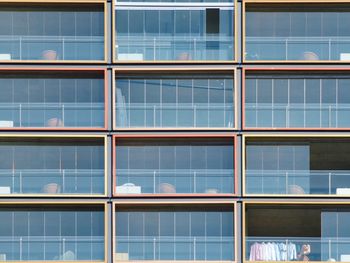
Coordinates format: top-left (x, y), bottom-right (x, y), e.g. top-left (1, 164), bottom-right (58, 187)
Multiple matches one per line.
top-left (115, 206), bottom-right (234, 261)
top-left (245, 3), bottom-right (350, 61)
top-left (0, 71), bottom-right (104, 128)
top-left (245, 71), bottom-right (350, 129)
top-left (245, 137), bottom-right (350, 196)
top-left (0, 137), bottom-right (104, 195)
top-left (115, 138), bottom-right (234, 194)
top-left (246, 204), bottom-right (350, 262)
top-left (115, 0), bottom-right (234, 61)
top-left (0, 3), bottom-right (104, 61)
top-left (116, 73), bottom-right (234, 128)
top-left (0, 205), bottom-right (104, 261)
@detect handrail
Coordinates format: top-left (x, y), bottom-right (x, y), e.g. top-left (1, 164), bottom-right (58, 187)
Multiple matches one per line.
top-left (117, 236), bottom-right (234, 242)
top-left (246, 103), bottom-right (350, 110)
top-left (246, 170), bottom-right (350, 194)
top-left (117, 103), bottom-right (233, 110)
top-left (0, 102), bottom-right (104, 109)
top-left (117, 168), bottom-right (233, 175)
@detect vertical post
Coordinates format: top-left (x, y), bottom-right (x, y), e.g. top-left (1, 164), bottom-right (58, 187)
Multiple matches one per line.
top-left (153, 171), bottom-right (156, 194)
top-left (20, 237), bottom-right (22, 261)
top-left (194, 237), bottom-right (196, 261)
top-left (153, 105), bottom-right (156, 127)
top-left (194, 171), bottom-right (196, 193)
top-left (194, 105), bottom-right (196, 127)
top-left (12, 170), bottom-right (15, 194)
top-left (19, 171), bottom-right (22, 194)
top-left (19, 37), bottom-right (22, 60)
top-left (153, 38), bottom-right (156, 61)
top-left (153, 237), bottom-right (156, 260)
top-left (62, 37), bottom-right (65, 60)
top-left (62, 170), bottom-right (65, 193)
top-left (19, 104), bottom-right (22, 127)
top-left (62, 104), bottom-right (65, 125)
top-left (194, 38), bottom-right (196, 59)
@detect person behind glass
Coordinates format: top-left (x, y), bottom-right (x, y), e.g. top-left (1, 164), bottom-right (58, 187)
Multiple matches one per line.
top-left (297, 244), bottom-right (311, 261)
top-left (47, 118), bottom-right (64, 127)
top-left (301, 51), bottom-right (319, 61)
top-left (177, 52), bottom-right (192, 60)
top-left (41, 50), bottom-right (58, 60)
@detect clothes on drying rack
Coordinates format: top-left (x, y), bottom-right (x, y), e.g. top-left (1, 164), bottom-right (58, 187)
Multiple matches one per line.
top-left (249, 241), bottom-right (297, 261)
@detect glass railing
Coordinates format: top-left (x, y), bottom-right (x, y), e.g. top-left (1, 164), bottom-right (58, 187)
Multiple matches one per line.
top-left (0, 236), bottom-right (104, 261)
top-left (0, 102), bottom-right (104, 128)
top-left (0, 35), bottom-right (104, 61)
top-left (245, 103), bottom-right (350, 128)
top-left (116, 103), bottom-right (234, 128)
top-left (245, 170), bottom-right (350, 195)
top-left (0, 169), bottom-right (104, 194)
top-left (116, 169), bottom-right (234, 194)
top-left (245, 37), bottom-right (350, 61)
top-left (116, 236), bottom-right (234, 261)
top-left (116, 35), bottom-right (234, 61)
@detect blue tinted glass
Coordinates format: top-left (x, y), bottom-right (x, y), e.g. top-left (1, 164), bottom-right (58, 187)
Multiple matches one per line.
top-left (0, 4), bottom-right (104, 61)
top-left (116, 7), bottom-right (234, 61)
top-left (116, 209), bottom-right (234, 261)
top-left (115, 139), bottom-right (234, 194)
top-left (246, 4), bottom-right (350, 61)
top-left (116, 74), bottom-right (234, 128)
top-left (0, 206), bottom-right (104, 261)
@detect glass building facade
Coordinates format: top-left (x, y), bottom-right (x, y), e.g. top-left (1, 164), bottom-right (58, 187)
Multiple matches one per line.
top-left (2, 0), bottom-right (350, 262)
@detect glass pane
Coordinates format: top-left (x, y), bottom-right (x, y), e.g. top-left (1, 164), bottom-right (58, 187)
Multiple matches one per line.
top-left (0, 138), bottom-right (104, 195)
top-left (116, 74), bottom-right (234, 128)
top-left (115, 7), bottom-right (234, 61)
top-left (116, 138), bottom-right (234, 194)
top-left (245, 3), bottom-right (350, 62)
top-left (115, 208), bottom-right (234, 261)
top-left (0, 206), bottom-right (104, 261)
top-left (0, 4), bottom-right (104, 61)
top-left (245, 72), bottom-right (350, 129)
top-left (0, 71), bottom-right (104, 128)
top-left (245, 138), bottom-right (350, 195)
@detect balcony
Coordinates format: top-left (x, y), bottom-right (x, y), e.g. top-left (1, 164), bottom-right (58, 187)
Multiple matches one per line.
top-left (115, 74), bottom-right (234, 129)
top-left (0, 2), bottom-right (105, 62)
top-left (115, 207), bottom-right (235, 261)
top-left (0, 204), bottom-right (105, 261)
top-left (0, 137), bottom-right (105, 196)
top-left (115, 4), bottom-right (235, 62)
top-left (244, 2), bottom-right (350, 62)
top-left (115, 138), bottom-right (235, 195)
top-left (245, 203), bottom-right (350, 263)
top-left (245, 137), bottom-right (350, 196)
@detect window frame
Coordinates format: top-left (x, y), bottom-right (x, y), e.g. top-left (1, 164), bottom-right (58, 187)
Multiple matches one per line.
top-left (243, 134), bottom-right (350, 197)
top-left (243, 68), bottom-right (350, 130)
top-left (112, 0), bottom-right (237, 63)
top-left (0, 200), bottom-right (108, 263)
top-left (113, 133), bottom-right (237, 197)
top-left (113, 67), bottom-right (237, 130)
top-left (113, 201), bottom-right (237, 263)
top-left (243, 201), bottom-right (350, 263)
top-left (243, 0), bottom-right (350, 63)
top-left (0, 0), bottom-right (107, 63)
top-left (0, 134), bottom-right (107, 197)
top-left (0, 68), bottom-right (107, 130)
